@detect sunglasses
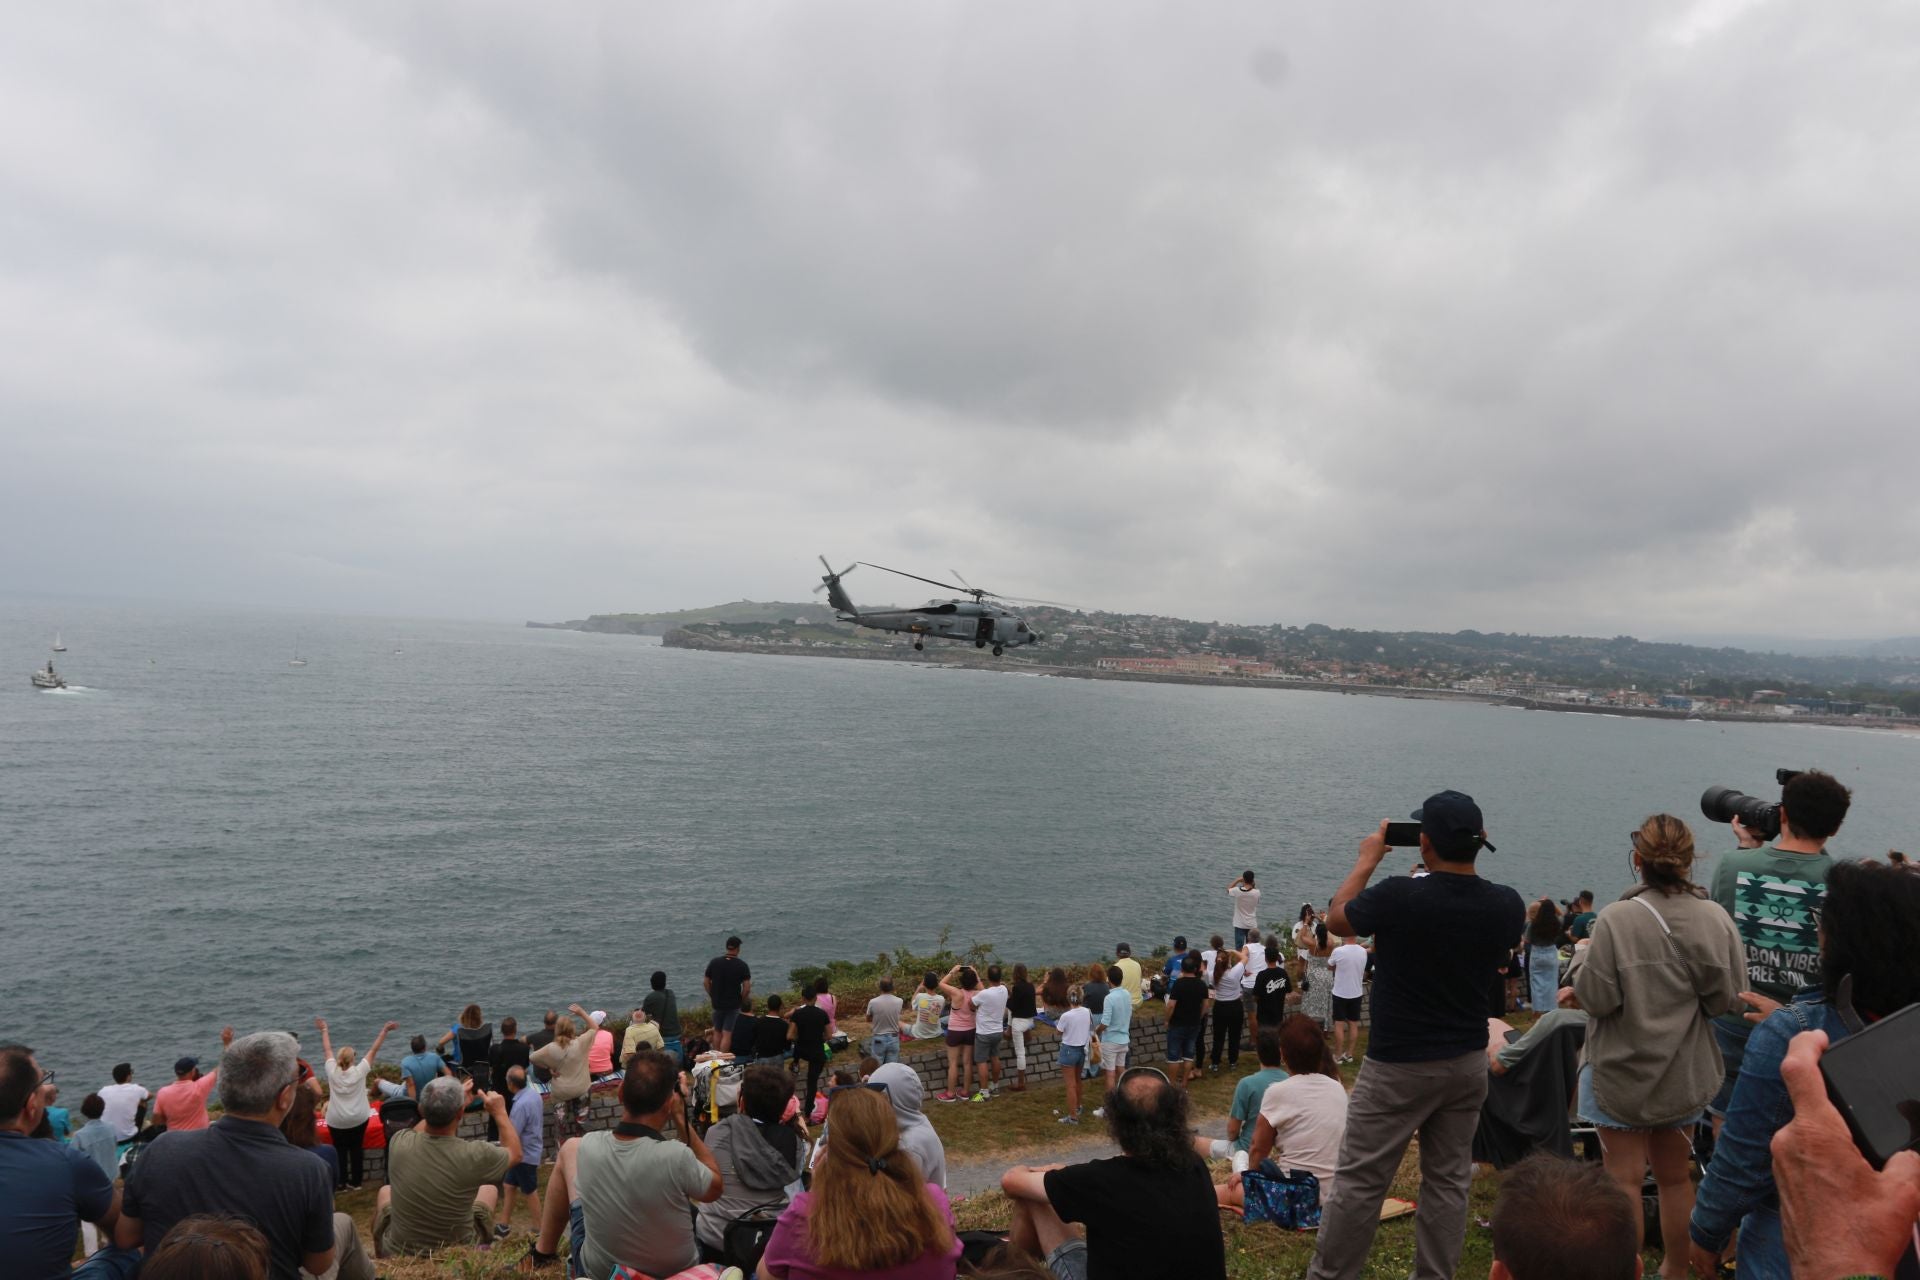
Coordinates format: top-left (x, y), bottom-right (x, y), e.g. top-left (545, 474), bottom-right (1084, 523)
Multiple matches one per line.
top-left (827, 1081), bottom-right (889, 1098)
top-left (37, 1069), bottom-right (56, 1088)
top-left (1119, 1066), bottom-right (1171, 1086)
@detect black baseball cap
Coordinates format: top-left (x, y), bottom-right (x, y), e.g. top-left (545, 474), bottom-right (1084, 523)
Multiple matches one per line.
top-left (1412, 790), bottom-right (1495, 856)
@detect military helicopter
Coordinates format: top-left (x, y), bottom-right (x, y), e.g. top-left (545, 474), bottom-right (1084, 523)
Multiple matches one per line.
top-left (813, 557), bottom-right (1060, 656)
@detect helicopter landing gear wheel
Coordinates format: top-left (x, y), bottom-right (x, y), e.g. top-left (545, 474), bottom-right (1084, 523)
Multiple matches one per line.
top-left (975, 639), bottom-right (986, 648)
top-left (992, 645), bottom-right (1004, 656)
top-left (913, 641), bottom-right (923, 650)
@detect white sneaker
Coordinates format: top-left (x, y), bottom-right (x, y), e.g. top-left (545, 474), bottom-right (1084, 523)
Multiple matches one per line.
top-left (1092, 1106), bottom-right (1105, 1118)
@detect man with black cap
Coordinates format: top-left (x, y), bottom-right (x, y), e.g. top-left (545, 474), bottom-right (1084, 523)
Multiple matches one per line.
top-left (1304, 790), bottom-right (1524, 1280)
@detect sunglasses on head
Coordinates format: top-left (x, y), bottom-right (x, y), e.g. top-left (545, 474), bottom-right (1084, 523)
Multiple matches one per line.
top-left (827, 1081), bottom-right (889, 1098)
top-left (1118, 1066), bottom-right (1171, 1086)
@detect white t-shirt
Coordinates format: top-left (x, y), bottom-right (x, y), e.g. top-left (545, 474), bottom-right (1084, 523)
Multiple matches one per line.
top-left (1212, 962), bottom-right (1246, 1002)
top-left (1056, 1006), bottom-right (1092, 1048)
top-left (971, 984), bottom-right (1010, 1035)
top-left (1329, 944), bottom-right (1369, 1000)
top-left (324, 1059), bottom-right (373, 1129)
top-left (1240, 941), bottom-right (1266, 989)
top-left (1257, 1074), bottom-right (1350, 1199)
top-left (1230, 884), bottom-right (1262, 929)
top-left (98, 1081), bottom-right (150, 1140)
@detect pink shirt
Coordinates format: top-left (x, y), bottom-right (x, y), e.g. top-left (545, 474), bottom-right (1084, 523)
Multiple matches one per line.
top-left (152, 1073), bottom-right (220, 1131)
top-left (588, 1029), bottom-right (615, 1075)
top-left (816, 993), bottom-right (838, 1036)
top-left (946, 995), bottom-right (975, 1034)
top-left (759, 1186), bottom-right (961, 1280)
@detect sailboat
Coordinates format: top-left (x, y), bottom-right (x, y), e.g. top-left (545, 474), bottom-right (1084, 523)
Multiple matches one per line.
top-left (289, 637), bottom-right (307, 667)
top-left (51, 630), bottom-right (66, 653)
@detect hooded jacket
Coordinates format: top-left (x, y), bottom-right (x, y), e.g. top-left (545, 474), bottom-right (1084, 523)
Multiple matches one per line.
top-left (1572, 883), bottom-right (1746, 1128)
top-left (870, 1063), bottom-right (947, 1190)
top-left (695, 1110), bottom-right (803, 1251)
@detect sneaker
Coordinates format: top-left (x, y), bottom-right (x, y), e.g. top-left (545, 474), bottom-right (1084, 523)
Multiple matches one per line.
top-left (493, 1223), bottom-right (512, 1240)
top-left (1058, 1113), bottom-right (1080, 1124)
top-left (970, 1091), bottom-right (989, 1102)
top-left (1092, 1106), bottom-right (1105, 1118)
top-left (936, 1091), bottom-right (960, 1103)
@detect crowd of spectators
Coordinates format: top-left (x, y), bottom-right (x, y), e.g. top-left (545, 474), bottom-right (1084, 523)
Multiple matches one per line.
top-left (7, 773), bottom-right (1919, 1280)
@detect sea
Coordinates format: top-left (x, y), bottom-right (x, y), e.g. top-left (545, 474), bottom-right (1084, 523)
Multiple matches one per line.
top-left (5, 597), bottom-right (1916, 1087)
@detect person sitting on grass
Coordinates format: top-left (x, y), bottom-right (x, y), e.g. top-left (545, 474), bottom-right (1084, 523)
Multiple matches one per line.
top-left (117, 1031), bottom-right (375, 1280)
top-left (696, 1064), bottom-right (804, 1260)
top-left (1214, 1015), bottom-right (1348, 1213)
top-left (525, 1050), bottom-right (724, 1278)
top-left (0, 1044), bottom-right (136, 1280)
top-left (373, 1076), bottom-right (520, 1257)
top-left (753, 995), bottom-right (793, 1065)
top-left (1489, 1153), bottom-right (1640, 1280)
top-left (623, 1004), bottom-right (665, 1065)
top-left (908, 972), bottom-right (947, 1041)
top-left (1000, 1068), bottom-right (1227, 1280)
top-left (870, 1062), bottom-right (948, 1191)
top-left (757, 1086), bottom-right (960, 1280)
top-left (1193, 1025), bottom-right (1288, 1175)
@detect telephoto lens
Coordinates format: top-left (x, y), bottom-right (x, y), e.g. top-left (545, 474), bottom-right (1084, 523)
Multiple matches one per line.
top-left (1700, 785), bottom-right (1782, 841)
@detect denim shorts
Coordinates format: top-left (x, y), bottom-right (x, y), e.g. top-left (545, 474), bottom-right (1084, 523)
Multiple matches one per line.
top-left (1058, 1043), bottom-right (1087, 1068)
top-left (1047, 1238), bottom-right (1089, 1280)
top-left (1167, 1023), bottom-right (1201, 1063)
top-left (503, 1162), bottom-right (539, 1193)
top-left (1578, 1063), bottom-right (1703, 1132)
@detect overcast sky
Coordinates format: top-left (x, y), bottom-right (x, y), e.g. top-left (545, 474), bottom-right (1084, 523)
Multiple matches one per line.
top-left (5, 2), bottom-right (1917, 638)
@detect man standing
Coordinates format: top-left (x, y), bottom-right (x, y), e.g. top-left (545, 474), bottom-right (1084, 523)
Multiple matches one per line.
top-left (488, 1017), bottom-right (531, 1095)
top-left (1228, 871), bottom-right (1261, 948)
top-left (643, 973), bottom-right (683, 1063)
top-left (703, 936), bottom-right (752, 1054)
top-left (1, 1045), bottom-right (136, 1280)
top-left (866, 977), bottom-right (904, 1065)
top-left (971, 965), bottom-right (1011, 1100)
top-left (148, 1028), bottom-right (234, 1132)
top-left (1304, 791), bottom-right (1524, 1280)
top-left (1327, 935), bottom-right (1370, 1065)
top-left (1001, 1069), bottom-right (1227, 1280)
top-left (117, 1031), bottom-right (374, 1280)
top-left (495, 1066), bottom-right (543, 1239)
top-left (525, 1050), bottom-right (724, 1277)
top-left (1112, 944), bottom-right (1143, 1003)
top-left (1251, 948), bottom-right (1292, 1035)
top-left (1709, 769), bottom-right (1849, 1122)
top-left (98, 1064), bottom-right (149, 1142)
top-left (1164, 956), bottom-right (1210, 1089)
top-left (1090, 965), bottom-right (1133, 1116)
top-left (526, 1011), bottom-right (558, 1085)
top-left (375, 1076), bottom-right (521, 1255)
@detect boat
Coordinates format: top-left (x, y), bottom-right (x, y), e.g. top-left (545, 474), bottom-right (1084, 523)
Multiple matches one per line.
top-left (51, 630), bottom-right (66, 652)
top-left (31, 662), bottom-right (66, 690)
top-left (289, 637), bottom-right (307, 667)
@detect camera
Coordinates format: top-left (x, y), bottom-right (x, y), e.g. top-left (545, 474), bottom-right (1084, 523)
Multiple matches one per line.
top-left (1699, 768), bottom-right (1803, 842)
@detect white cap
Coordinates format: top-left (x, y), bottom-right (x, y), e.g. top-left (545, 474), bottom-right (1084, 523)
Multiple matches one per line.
top-left (588, 1010), bottom-right (607, 1026)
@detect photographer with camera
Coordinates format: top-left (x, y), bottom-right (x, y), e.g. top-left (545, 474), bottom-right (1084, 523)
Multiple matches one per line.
top-left (1699, 768), bottom-right (1851, 1124)
top-left (1303, 791), bottom-right (1524, 1280)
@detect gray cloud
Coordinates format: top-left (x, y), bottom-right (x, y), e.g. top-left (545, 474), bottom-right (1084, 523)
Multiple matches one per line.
top-left (4, 1), bottom-right (1919, 637)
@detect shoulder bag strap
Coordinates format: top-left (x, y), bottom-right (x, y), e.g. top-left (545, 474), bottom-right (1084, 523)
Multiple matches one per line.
top-left (1630, 895), bottom-right (1710, 1011)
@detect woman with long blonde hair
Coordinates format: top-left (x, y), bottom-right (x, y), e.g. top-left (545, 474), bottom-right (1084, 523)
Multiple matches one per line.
top-left (530, 1006), bottom-right (596, 1139)
top-left (315, 1015), bottom-right (396, 1190)
top-left (756, 1086), bottom-right (960, 1278)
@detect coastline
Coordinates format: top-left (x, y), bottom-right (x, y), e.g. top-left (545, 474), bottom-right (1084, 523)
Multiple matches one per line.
top-left (655, 628), bottom-right (1916, 733)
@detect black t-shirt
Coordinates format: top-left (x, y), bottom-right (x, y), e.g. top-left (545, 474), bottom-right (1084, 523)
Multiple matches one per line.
top-left (1083, 981), bottom-right (1111, 1017)
top-left (1008, 981), bottom-right (1038, 1019)
top-left (1167, 976), bottom-right (1210, 1027)
top-left (1345, 871), bottom-right (1525, 1063)
top-left (705, 955), bottom-right (751, 1010)
top-left (489, 1038), bottom-right (531, 1085)
top-left (642, 989), bottom-right (681, 1039)
top-left (753, 1014), bottom-right (791, 1059)
top-left (789, 1004), bottom-right (830, 1057)
top-left (1044, 1155), bottom-right (1226, 1280)
top-left (525, 1028), bottom-right (555, 1083)
top-left (1253, 967), bottom-right (1293, 1023)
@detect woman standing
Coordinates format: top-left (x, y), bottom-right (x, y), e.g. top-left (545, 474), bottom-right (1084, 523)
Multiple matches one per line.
top-left (315, 1016), bottom-right (395, 1191)
top-left (1006, 964), bottom-right (1038, 1092)
top-left (1238, 932), bottom-right (1267, 1041)
top-left (531, 1006), bottom-right (596, 1139)
top-left (934, 966), bottom-right (978, 1103)
top-left (1571, 815), bottom-right (1745, 1280)
top-left (755, 1087), bottom-right (960, 1279)
top-left (1207, 946), bottom-right (1247, 1072)
top-left (1300, 914), bottom-right (1335, 1030)
top-left (814, 977), bottom-right (839, 1040)
top-left (1053, 988), bottom-right (1091, 1124)
top-left (1526, 899), bottom-right (1564, 1014)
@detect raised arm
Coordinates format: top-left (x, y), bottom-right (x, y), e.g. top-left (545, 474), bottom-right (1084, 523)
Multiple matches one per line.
top-left (315, 1017), bottom-right (334, 1063)
top-left (1326, 823), bottom-right (1388, 937)
top-left (366, 1020), bottom-right (398, 1064)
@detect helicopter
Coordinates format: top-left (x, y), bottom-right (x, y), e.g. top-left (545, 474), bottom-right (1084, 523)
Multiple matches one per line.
top-left (813, 557), bottom-right (1060, 656)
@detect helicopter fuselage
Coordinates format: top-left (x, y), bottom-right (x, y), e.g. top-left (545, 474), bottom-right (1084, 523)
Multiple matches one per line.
top-left (841, 599), bottom-right (1040, 654)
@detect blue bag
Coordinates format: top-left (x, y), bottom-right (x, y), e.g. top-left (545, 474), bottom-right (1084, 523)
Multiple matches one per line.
top-left (1241, 1160), bottom-right (1322, 1229)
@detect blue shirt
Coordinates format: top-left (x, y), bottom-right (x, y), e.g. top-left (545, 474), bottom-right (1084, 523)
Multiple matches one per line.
top-left (509, 1085), bottom-right (544, 1165)
top-left (1097, 988), bottom-right (1133, 1044)
top-left (400, 1052), bottom-right (444, 1097)
top-left (71, 1121), bottom-right (120, 1179)
top-left (1229, 1068), bottom-right (1289, 1152)
top-left (45, 1107), bottom-right (71, 1143)
top-left (0, 1129), bottom-right (115, 1280)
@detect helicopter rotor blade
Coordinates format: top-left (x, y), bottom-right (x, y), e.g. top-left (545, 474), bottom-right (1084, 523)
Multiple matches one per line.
top-left (814, 556), bottom-right (857, 594)
top-left (990, 594), bottom-right (1076, 609)
top-left (858, 562), bottom-right (969, 594)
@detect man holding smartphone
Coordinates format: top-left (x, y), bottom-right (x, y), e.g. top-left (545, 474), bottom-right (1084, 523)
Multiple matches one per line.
top-left (1305, 791), bottom-right (1524, 1280)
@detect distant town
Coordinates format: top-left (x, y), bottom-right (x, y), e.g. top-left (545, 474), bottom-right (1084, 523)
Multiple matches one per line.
top-left (533, 600), bottom-right (1920, 725)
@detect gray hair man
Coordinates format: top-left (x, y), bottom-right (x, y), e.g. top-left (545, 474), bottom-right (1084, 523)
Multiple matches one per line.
top-left (374, 1074), bottom-right (521, 1256)
top-left (117, 1031), bottom-right (374, 1280)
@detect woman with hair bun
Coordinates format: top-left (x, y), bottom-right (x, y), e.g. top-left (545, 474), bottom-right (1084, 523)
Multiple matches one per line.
top-left (1570, 813), bottom-right (1745, 1280)
top-left (756, 1086), bottom-right (960, 1278)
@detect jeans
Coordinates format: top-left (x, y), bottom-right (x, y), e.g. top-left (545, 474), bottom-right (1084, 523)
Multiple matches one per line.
top-left (329, 1120), bottom-right (367, 1187)
top-left (1233, 926), bottom-right (1250, 948)
top-left (1306, 1050), bottom-right (1488, 1280)
top-left (1527, 944), bottom-right (1561, 1014)
top-left (72, 1248), bottom-right (141, 1280)
top-left (376, 1078), bottom-right (407, 1100)
top-left (869, 1032), bottom-right (900, 1065)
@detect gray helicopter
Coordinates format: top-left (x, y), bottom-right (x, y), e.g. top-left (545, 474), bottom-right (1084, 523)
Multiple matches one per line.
top-left (813, 557), bottom-right (1058, 656)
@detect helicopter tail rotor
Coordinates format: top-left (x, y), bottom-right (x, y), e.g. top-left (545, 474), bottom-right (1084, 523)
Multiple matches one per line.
top-left (814, 556), bottom-right (859, 616)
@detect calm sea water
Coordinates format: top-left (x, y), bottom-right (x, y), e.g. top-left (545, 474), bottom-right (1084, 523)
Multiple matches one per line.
top-left (5, 598), bottom-right (1915, 1086)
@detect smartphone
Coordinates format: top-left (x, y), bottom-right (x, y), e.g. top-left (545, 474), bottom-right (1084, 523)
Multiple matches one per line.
top-left (1819, 1002), bottom-right (1920, 1168)
top-left (1383, 821), bottom-right (1424, 848)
